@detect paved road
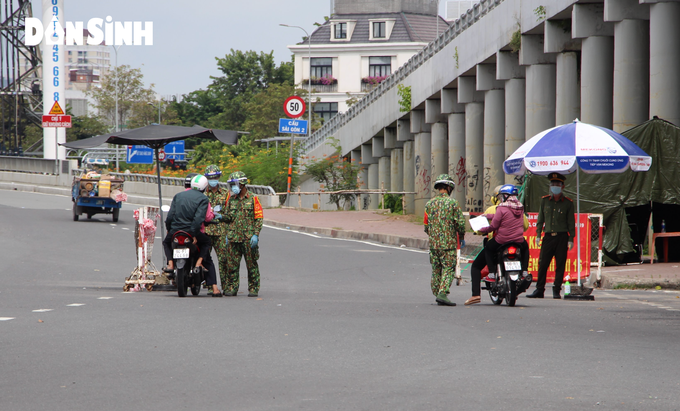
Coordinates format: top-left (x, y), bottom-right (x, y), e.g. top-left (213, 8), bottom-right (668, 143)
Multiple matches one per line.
top-left (1, 190), bottom-right (680, 411)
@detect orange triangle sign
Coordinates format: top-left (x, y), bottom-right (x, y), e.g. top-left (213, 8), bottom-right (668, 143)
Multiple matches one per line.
top-left (49, 101), bottom-right (65, 115)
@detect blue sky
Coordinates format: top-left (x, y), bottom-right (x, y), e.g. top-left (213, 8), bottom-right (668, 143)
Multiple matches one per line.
top-left (31, 1), bottom-right (448, 97)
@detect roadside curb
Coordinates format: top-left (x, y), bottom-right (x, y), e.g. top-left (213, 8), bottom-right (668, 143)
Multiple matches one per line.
top-left (599, 273), bottom-right (680, 290)
top-left (263, 219), bottom-right (430, 250)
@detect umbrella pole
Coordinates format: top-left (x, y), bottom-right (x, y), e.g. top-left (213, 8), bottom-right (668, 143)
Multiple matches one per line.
top-left (577, 167), bottom-right (581, 286)
top-left (155, 147), bottom-right (166, 263)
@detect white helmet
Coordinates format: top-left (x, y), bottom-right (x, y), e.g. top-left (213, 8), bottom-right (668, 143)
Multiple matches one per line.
top-left (190, 175), bottom-right (208, 192)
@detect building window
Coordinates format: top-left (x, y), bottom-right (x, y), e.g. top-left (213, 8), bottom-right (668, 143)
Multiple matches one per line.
top-left (373, 22), bottom-right (386, 38)
top-left (335, 23), bottom-right (347, 39)
top-left (314, 102), bottom-right (338, 123)
top-left (311, 57), bottom-right (332, 79)
top-left (369, 56), bottom-right (391, 77)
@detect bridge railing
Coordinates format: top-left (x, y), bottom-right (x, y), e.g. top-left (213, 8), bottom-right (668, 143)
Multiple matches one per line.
top-left (0, 155), bottom-right (62, 175)
top-left (301, 0), bottom-right (504, 154)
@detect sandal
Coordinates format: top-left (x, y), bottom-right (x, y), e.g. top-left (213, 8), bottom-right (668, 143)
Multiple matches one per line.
top-left (464, 296), bottom-right (481, 306)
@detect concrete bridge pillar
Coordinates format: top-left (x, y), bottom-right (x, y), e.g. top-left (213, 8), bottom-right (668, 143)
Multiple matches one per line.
top-left (378, 156), bottom-right (391, 198)
top-left (448, 113), bottom-right (466, 208)
top-left (367, 163), bottom-right (379, 210)
top-left (390, 148), bottom-right (403, 193)
top-left (431, 122), bottom-right (448, 187)
top-left (465, 102), bottom-right (484, 213)
top-left (613, 18), bottom-right (649, 133)
top-left (414, 132), bottom-right (432, 217)
top-left (649, 2), bottom-right (680, 126)
top-left (497, 51), bottom-right (526, 185)
top-left (402, 140), bottom-right (415, 214)
top-left (483, 90), bottom-right (505, 209)
top-left (358, 166), bottom-right (368, 210)
top-left (556, 52), bottom-right (581, 125)
top-left (361, 143), bottom-right (377, 210)
top-left (525, 64), bottom-right (556, 140)
top-left (573, 4), bottom-right (615, 128)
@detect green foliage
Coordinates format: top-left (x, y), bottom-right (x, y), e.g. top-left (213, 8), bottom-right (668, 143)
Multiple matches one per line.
top-left (345, 92), bottom-right (360, 107)
top-left (304, 137), bottom-right (360, 210)
top-left (242, 83), bottom-right (295, 141)
top-left (397, 84), bottom-right (411, 113)
top-left (383, 194), bottom-right (403, 214)
top-left (534, 6), bottom-right (547, 21)
top-left (85, 65), bottom-right (155, 129)
top-left (66, 115), bottom-right (109, 142)
top-left (510, 28), bottom-right (521, 53)
top-left (453, 46), bottom-right (459, 69)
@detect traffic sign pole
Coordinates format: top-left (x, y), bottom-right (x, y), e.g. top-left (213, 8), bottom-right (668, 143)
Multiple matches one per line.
top-left (286, 132), bottom-right (295, 207)
top-left (283, 96), bottom-right (306, 207)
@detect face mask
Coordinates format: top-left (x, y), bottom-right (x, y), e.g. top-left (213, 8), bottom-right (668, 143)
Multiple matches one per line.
top-left (208, 180), bottom-right (219, 188)
top-left (550, 186), bottom-right (562, 195)
top-left (231, 185), bottom-right (241, 195)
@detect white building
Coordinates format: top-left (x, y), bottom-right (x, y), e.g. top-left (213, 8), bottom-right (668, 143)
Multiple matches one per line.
top-left (287, 0), bottom-right (448, 122)
top-left (445, 1), bottom-right (473, 22)
top-left (64, 30), bottom-right (111, 117)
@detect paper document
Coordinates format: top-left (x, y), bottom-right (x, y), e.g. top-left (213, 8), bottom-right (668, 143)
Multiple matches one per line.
top-left (469, 215), bottom-right (490, 232)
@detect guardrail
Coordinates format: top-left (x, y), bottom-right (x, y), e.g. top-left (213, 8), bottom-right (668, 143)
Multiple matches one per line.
top-left (71, 169), bottom-right (276, 196)
top-left (301, 0), bottom-right (504, 154)
top-left (0, 155), bottom-right (63, 175)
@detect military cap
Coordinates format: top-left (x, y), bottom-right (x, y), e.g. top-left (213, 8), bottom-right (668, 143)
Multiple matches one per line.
top-left (434, 174), bottom-right (455, 189)
top-left (548, 172), bottom-right (566, 183)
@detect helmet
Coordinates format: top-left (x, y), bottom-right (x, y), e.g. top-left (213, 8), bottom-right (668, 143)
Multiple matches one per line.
top-left (433, 174), bottom-right (455, 190)
top-left (498, 184), bottom-right (518, 196)
top-left (184, 173), bottom-right (198, 189)
top-left (204, 164), bottom-right (222, 179)
top-left (190, 175), bottom-right (208, 192)
top-left (490, 185), bottom-right (503, 205)
top-left (228, 171), bottom-right (248, 185)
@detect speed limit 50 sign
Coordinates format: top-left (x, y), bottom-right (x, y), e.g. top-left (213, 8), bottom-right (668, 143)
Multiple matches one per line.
top-left (283, 96), bottom-right (306, 119)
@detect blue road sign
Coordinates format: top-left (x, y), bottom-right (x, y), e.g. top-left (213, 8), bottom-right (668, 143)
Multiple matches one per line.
top-left (279, 118), bottom-right (308, 135)
top-left (165, 141), bottom-right (185, 161)
top-left (126, 145), bottom-right (154, 164)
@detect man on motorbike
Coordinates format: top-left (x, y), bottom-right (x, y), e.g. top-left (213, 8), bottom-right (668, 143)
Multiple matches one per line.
top-left (163, 174), bottom-right (221, 297)
top-left (476, 184), bottom-right (530, 286)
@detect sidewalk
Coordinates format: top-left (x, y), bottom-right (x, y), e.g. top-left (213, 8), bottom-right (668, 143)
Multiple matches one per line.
top-left (264, 207), bottom-right (680, 291)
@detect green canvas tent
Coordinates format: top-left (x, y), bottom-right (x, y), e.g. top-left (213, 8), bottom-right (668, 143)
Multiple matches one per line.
top-left (522, 117), bottom-right (680, 264)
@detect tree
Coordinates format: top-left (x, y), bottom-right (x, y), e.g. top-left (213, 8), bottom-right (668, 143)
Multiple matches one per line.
top-left (127, 99), bottom-right (180, 129)
top-left (86, 65), bottom-right (155, 130)
top-left (304, 137), bottom-right (360, 210)
top-left (66, 115), bottom-right (109, 142)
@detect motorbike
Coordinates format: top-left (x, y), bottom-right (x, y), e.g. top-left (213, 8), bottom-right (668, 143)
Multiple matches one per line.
top-left (483, 242), bottom-right (532, 307)
top-left (169, 230), bottom-right (204, 297)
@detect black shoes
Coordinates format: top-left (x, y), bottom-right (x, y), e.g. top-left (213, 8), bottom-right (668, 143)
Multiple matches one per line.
top-left (553, 288), bottom-right (561, 299)
top-left (248, 292), bottom-right (258, 297)
top-left (526, 289), bottom-right (544, 298)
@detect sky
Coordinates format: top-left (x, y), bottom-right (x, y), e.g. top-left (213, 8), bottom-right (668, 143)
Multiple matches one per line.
top-left (30, 0), bottom-right (448, 98)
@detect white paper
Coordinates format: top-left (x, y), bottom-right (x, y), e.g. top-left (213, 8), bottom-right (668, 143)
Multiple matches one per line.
top-left (469, 215), bottom-right (490, 232)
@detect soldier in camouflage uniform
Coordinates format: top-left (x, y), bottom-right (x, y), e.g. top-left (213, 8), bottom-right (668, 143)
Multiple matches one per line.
top-left (203, 165), bottom-right (230, 294)
top-left (424, 174), bottom-right (466, 306)
top-left (224, 171), bottom-right (264, 297)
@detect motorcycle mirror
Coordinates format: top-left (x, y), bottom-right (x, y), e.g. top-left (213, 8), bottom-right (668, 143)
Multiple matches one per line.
top-left (161, 205), bottom-right (171, 212)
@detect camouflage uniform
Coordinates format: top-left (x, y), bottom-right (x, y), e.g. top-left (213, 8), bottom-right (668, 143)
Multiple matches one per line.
top-left (424, 184), bottom-right (466, 297)
top-left (205, 188), bottom-right (230, 290)
top-left (225, 185), bottom-right (264, 295)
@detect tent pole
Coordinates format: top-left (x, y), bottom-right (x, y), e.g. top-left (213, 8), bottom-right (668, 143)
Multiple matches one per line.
top-left (155, 147), bottom-right (166, 263)
top-left (577, 167), bottom-right (581, 286)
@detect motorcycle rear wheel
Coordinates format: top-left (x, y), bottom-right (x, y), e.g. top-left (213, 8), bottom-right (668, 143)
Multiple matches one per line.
top-left (488, 282), bottom-right (503, 305)
top-left (506, 278), bottom-right (518, 307)
top-left (176, 266), bottom-right (188, 297)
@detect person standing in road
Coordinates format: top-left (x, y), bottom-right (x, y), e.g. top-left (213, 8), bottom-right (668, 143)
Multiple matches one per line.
top-left (203, 165), bottom-right (230, 295)
top-left (224, 171), bottom-right (263, 297)
top-left (527, 172), bottom-right (575, 299)
top-left (424, 174), bottom-right (466, 306)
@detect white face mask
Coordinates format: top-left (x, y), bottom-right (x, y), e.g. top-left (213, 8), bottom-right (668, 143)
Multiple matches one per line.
top-left (208, 180), bottom-right (219, 188)
top-left (231, 185), bottom-right (241, 195)
top-left (550, 186), bottom-right (562, 195)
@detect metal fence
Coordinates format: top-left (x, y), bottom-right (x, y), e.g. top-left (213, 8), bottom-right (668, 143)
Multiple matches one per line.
top-left (301, 0), bottom-right (504, 154)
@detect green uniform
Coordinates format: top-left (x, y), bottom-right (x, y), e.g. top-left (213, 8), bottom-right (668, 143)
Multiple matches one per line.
top-left (424, 193), bottom-right (466, 296)
top-left (535, 194), bottom-right (575, 240)
top-left (205, 187), bottom-right (230, 290)
top-left (224, 190), bottom-right (264, 294)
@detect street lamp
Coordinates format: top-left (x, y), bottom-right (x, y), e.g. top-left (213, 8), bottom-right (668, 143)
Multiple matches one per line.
top-left (280, 23), bottom-right (312, 207)
top-left (112, 45), bottom-right (121, 171)
top-left (147, 99), bottom-right (162, 124)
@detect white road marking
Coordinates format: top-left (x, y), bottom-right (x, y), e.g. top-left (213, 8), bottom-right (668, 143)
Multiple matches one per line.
top-left (32, 309), bottom-right (53, 312)
top-left (264, 224), bottom-right (428, 254)
top-left (599, 292), bottom-right (680, 313)
top-left (97, 297), bottom-right (113, 300)
top-left (66, 303), bottom-right (85, 307)
top-left (0, 317), bottom-right (15, 321)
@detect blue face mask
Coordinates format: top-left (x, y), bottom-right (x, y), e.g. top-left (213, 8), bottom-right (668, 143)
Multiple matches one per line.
top-left (208, 180), bottom-right (219, 188)
top-left (231, 185), bottom-right (241, 195)
top-left (550, 186), bottom-right (562, 195)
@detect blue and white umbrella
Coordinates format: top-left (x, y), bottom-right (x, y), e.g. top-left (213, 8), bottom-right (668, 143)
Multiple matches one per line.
top-left (503, 120), bottom-right (652, 285)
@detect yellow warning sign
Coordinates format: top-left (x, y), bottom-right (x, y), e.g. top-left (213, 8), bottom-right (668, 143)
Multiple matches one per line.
top-left (48, 101), bottom-right (64, 115)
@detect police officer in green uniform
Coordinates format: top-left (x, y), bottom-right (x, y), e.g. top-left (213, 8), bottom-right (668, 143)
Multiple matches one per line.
top-left (527, 172), bottom-right (575, 299)
top-left (424, 174), bottom-right (466, 306)
top-left (203, 165), bottom-right (230, 294)
top-left (224, 171), bottom-right (264, 297)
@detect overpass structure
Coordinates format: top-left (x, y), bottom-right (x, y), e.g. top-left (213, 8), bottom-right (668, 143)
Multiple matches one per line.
top-left (299, 0), bottom-right (680, 216)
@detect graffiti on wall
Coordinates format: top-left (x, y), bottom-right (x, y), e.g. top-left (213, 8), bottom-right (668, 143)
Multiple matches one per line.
top-left (454, 157), bottom-right (466, 193)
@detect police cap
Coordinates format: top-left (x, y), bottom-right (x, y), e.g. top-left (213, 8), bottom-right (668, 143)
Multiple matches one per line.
top-left (548, 172), bottom-right (566, 183)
